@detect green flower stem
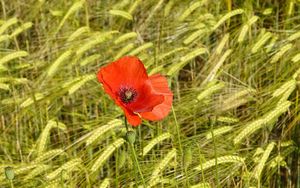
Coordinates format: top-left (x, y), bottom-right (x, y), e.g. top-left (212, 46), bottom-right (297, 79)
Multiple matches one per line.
top-left (10, 181), bottom-right (14, 188)
top-left (124, 117), bottom-right (129, 131)
top-left (124, 118), bottom-right (146, 187)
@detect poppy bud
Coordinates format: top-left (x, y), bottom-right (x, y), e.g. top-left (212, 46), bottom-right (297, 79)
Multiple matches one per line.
top-left (183, 147), bottom-right (192, 168)
top-left (4, 166), bottom-right (14, 180)
top-left (126, 131), bottom-right (136, 144)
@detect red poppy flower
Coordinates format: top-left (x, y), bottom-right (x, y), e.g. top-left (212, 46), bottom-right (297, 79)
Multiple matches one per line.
top-left (97, 56), bottom-right (173, 126)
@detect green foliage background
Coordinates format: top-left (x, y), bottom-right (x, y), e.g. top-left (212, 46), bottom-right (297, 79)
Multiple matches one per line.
top-left (0, 0), bottom-right (299, 187)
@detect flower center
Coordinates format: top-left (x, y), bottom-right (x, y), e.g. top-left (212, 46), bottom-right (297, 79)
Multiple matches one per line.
top-left (119, 87), bottom-right (137, 104)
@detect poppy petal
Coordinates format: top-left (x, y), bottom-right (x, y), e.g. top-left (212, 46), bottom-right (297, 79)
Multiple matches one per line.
top-left (97, 71), bottom-right (117, 100)
top-left (125, 83), bottom-right (164, 113)
top-left (140, 74), bottom-right (173, 120)
top-left (123, 107), bottom-right (142, 126)
top-left (97, 56), bottom-right (148, 95)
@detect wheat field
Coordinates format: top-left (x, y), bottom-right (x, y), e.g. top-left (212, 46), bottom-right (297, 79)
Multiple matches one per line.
top-left (0, 0), bottom-right (299, 187)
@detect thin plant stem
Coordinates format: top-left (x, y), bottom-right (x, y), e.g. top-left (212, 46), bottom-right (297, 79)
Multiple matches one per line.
top-left (129, 143), bottom-right (146, 187)
top-left (124, 118), bottom-right (146, 187)
top-left (172, 106), bottom-right (183, 155)
top-left (9, 181), bottom-right (14, 188)
top-left (172, 106), bottom-right (185, 186)
top-left (184, 164), bottom-right (190, 187)
top-left (124, 116), bottom-right (129, 131)
top-left (197, 143), bottom-right (206, 185)
top-left (210, 117), bottom-right (220, 188)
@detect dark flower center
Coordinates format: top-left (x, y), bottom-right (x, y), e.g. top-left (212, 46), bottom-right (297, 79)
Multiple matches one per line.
top-left (119, 87), bottom-right (137, 104)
